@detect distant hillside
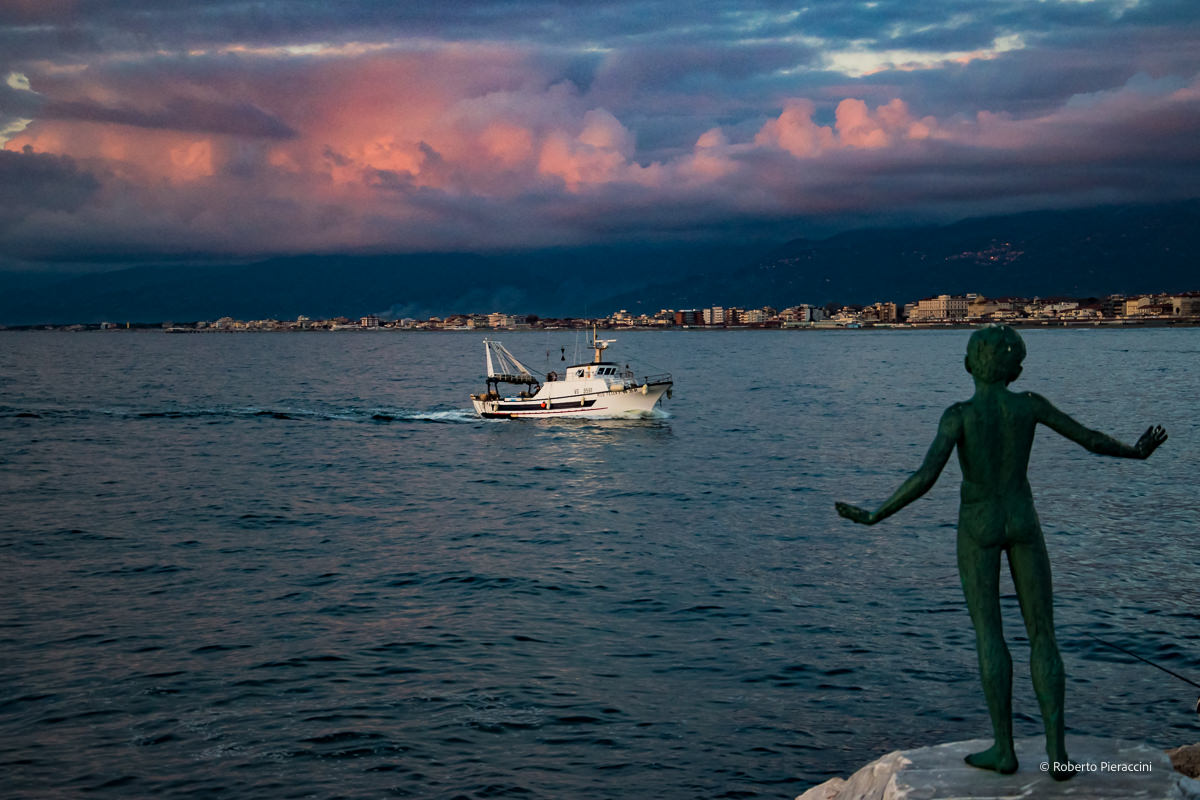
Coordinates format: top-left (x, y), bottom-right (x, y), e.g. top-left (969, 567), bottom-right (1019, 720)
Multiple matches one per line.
top-left (0, 243), bottom-right (759, 325)
top-left (1, 201), bottom-right (1196, 324)
top-left (0, 254), bottom-right (496, 326)
top-left (598, 200), bottom-right (1200, 312)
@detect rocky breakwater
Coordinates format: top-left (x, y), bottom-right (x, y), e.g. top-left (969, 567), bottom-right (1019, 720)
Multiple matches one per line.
top-left (797, 737), bottom-right (1200, 800)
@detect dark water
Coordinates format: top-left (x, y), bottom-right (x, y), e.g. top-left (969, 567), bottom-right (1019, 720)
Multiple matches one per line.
top-left (2, 328), bottom-right (1197, 799)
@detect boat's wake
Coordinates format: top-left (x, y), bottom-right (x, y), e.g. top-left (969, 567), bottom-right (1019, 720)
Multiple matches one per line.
top-left (4, 403), bottom-right (670, 426)
top-left (368, 409), bottom-right (480, 424)
top-left (614, 407), bottom-right (672, 421)
top-left (1, 404), bottom-right (484, 425)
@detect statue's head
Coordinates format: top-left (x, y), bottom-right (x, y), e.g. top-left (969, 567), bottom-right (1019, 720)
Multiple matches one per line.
top-left (966, 324), bottom-right (1026, 384)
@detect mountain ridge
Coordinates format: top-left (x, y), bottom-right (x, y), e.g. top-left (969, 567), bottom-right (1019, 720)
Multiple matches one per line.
top-left (602, 200), bottom-right (1200, 313)
top-left (2, 200), bottom-right (1196, 325)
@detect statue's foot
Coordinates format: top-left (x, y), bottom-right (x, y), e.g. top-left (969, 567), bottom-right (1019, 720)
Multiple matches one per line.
top-left (965, 743), bottom-right (1018, 774)
top-left (1050, 763), bottom-right (1077, 782)
top-left (1047, 751), bottom-right (1076, 782)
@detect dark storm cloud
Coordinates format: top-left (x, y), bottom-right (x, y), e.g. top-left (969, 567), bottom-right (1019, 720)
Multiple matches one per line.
top-left (0, 18), bottom-right (99, 63)
top-left (584, 38), bottom-right (821, 154)
top-left (0, 0), bottom-right (1168, 59)
top-left (594, 40), bottom-right (818, 91)
top-left (41, 96), bottom-right (297, 139)
top-left (5, 2), bottom-right (1198, 107)
top-left (0, 148), bottom-right (99, 220)
top-left (1, 75), bottom-right (43, 117)
top-left (861, 21), bottom-right (1200, 119)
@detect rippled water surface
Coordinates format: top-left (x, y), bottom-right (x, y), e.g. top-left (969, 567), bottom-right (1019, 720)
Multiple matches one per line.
top-left (2, 328), bottom-right (1197, 798)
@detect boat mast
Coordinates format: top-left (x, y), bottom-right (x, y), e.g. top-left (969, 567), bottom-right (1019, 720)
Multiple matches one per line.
top-left (485, 339), bottom-right (497, 379)
top-left (590, 325), bottom-right (615, 363)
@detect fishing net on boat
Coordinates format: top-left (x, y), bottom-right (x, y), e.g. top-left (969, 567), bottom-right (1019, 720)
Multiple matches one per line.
top-left (484, 340), bottom-right (539, 385)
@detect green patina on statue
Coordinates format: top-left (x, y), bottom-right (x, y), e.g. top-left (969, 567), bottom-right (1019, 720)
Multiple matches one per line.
top-left (836, 325), bottom-right (1167, 780)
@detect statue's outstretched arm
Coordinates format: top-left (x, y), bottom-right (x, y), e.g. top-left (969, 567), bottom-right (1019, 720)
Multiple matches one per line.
top-left (1030, 392), bottom-right (1167, 459)
top-left (836, 406), bottom-right (961, 525)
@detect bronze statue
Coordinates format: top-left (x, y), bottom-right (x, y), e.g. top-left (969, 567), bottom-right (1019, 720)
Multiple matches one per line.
top-left (836, 325), bottom-right (1166, 780)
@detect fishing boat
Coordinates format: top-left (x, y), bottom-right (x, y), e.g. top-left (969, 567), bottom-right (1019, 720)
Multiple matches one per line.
top-left (470, 332), bottom-right (672, 419)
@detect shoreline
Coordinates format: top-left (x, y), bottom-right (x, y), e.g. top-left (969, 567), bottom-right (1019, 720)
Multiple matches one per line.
top-left (3, 318), bottom-right (1199, 333)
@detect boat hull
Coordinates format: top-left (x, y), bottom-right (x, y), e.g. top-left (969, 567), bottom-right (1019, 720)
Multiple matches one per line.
top-left (473, 381), bottom-right (670, 419)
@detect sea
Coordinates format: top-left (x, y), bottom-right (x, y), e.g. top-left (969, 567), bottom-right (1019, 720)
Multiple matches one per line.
top-left (1, 327), bottom-right (1197, 799)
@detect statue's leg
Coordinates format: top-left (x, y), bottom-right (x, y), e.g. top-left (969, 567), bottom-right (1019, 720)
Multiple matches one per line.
top-left (957, 533), bottom-right (1017, 774)
top-left (1009, 536), bottom-right (1072, 781)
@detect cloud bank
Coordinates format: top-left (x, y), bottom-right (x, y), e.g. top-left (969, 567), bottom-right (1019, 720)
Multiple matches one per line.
top-left (2, 0), bottom-right (1199, 261)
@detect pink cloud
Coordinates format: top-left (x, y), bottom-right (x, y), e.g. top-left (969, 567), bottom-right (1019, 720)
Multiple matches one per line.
top-left (3, 46), bottom-right (1199, 257)
top-left (837, 98), bottom-right (935, 146)
top-left (753, 99), bottom-right (834, 157)
top-left (477, 122), bottom-right (534, 168)
top-left (536, 109), bottom-right (664, 191)
top-left (753, 97), bottom-right (937, 156)
top-left (678, 128), bottom-right (738, 182)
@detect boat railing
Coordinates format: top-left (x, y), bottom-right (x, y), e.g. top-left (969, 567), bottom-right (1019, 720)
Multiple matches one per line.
top-left (487, 372), bottom-right (539, 385)
top-left (641, 372), bottom-right (673, 386)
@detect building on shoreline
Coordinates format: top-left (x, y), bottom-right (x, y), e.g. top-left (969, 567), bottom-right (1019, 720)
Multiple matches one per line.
top-left (908, 294), bottom-right (969, 322)
top-left (13, 290), bottom-right (1200, 333)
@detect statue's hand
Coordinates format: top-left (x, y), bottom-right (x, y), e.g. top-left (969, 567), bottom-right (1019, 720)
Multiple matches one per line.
top-left (1134, 425), bottom-right (1168, 459)
top-left (835, 502), bottom-right (875, 525)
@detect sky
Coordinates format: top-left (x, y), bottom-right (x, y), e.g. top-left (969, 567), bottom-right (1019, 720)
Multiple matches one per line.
top-left (2, 0), bottom-right (1199, 267)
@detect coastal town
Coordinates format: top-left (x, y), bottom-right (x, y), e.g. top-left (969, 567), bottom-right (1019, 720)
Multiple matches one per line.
top-left (6, 290), bottom-right (1200, 332)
